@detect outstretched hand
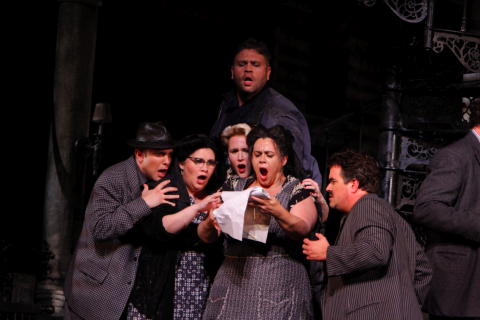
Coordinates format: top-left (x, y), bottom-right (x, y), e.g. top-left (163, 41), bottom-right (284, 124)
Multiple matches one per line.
top-left (196, 192), bottom-right (222, 213)
top-left (141, 179), bottom-right (179, 208)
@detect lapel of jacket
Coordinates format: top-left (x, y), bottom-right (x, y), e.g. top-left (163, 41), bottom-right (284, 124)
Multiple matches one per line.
top-left (334, 215), bottom-right (348, 245)
top-left (125, 156), bottom-right (144, 199)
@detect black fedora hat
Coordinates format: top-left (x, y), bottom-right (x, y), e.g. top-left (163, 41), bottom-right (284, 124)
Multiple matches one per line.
top-left (127, 121), bottom-right (175, 149)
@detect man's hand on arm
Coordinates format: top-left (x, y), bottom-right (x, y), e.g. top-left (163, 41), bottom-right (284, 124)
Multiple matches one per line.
top-left (141, 179), bottom-right (179, 208)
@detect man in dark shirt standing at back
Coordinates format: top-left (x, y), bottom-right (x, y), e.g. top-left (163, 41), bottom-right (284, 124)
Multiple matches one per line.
top-left (210, 39), bottom-right (325, 318)
top-left (210, 38), bottom-right (322, 186)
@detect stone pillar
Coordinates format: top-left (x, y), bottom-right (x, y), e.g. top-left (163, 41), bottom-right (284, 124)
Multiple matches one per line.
top-left (378, 66), bottom-right (401, 204)
top-left (39, 0), bottom-right (101, 316)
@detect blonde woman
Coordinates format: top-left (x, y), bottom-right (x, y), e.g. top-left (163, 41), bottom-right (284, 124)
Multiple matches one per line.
top-left (220, 123), bottom-right (252, 179)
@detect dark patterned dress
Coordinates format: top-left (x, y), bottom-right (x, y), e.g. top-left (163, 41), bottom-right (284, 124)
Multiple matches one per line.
top-left (127, 174), bottom-right (221, 320)
top-left (173, 196), bottom-right (210, 320)
top-left (203, 175), bottom-right (314, 320)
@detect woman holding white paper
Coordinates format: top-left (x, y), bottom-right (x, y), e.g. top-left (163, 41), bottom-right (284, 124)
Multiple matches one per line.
top-left (199, 125), bottom-right (317, 320)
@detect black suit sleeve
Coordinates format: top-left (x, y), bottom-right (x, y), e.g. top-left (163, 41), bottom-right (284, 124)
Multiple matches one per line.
top-left (414, 149), bottom-right (480, 243)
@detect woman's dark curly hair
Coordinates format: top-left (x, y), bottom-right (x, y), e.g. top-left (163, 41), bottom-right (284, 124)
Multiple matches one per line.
top-left (247, 124), bottom-right (306, 180)
top-left (327, 150), bottom-right (380, 194)
top-left (175, 134), bottom-right (218, 163)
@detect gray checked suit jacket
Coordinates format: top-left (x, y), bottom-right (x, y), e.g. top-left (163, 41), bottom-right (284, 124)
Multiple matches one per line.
top-left (64, 156), bottom-right (152, 320)
top-left (414, 131), bottom-right (480, 317)
top-left (323, 194), bottom-right (432, 320)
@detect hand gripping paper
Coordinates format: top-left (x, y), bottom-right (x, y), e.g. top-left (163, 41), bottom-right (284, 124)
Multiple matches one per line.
top-left (213, 187), bottom-right (271, 243)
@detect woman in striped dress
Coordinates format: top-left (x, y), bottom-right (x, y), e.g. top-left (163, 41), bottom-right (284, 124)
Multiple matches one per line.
top-left (199, 125), bottom-right (318, 320)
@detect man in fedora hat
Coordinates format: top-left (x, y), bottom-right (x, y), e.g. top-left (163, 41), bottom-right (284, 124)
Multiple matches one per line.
top-left (64, 121), bottom-right (179, 320)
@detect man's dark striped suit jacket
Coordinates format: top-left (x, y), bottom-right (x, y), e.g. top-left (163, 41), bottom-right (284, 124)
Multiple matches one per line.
top-left (323, 194), bottom-right (432, 320)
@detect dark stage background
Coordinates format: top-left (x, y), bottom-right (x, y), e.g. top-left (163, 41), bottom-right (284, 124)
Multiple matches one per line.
top-left (2, 0), bottom-right (478, 311)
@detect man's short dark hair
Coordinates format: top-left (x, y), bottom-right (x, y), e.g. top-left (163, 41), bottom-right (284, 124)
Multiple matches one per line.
top-left (233, 38), bottom-right (271, 65)
top-left (328, 150), bottom-right (380, 194)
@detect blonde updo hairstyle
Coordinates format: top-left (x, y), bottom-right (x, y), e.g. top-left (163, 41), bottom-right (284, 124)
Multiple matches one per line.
top-left (220, 123), bottom-right (252, 146)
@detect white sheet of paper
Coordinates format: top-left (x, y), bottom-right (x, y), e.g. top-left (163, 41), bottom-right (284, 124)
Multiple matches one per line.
top-left (213, 187), bottom-right (271, 243)
top-left (242, 206), bottom-right (270, 243)
top-left (213, 189), bottom-right (251, 241)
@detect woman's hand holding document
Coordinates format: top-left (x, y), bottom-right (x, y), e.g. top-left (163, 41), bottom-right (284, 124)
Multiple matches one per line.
top-left (213, 186), bottom-right (271, 243)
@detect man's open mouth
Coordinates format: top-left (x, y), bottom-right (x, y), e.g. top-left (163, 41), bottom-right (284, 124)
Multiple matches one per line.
top-left (243, 77), bottom-right (253, 85)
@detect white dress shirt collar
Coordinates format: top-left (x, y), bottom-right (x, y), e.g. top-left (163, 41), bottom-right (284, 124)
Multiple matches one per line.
top-left (472, 127), bottom-right (480, 144)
